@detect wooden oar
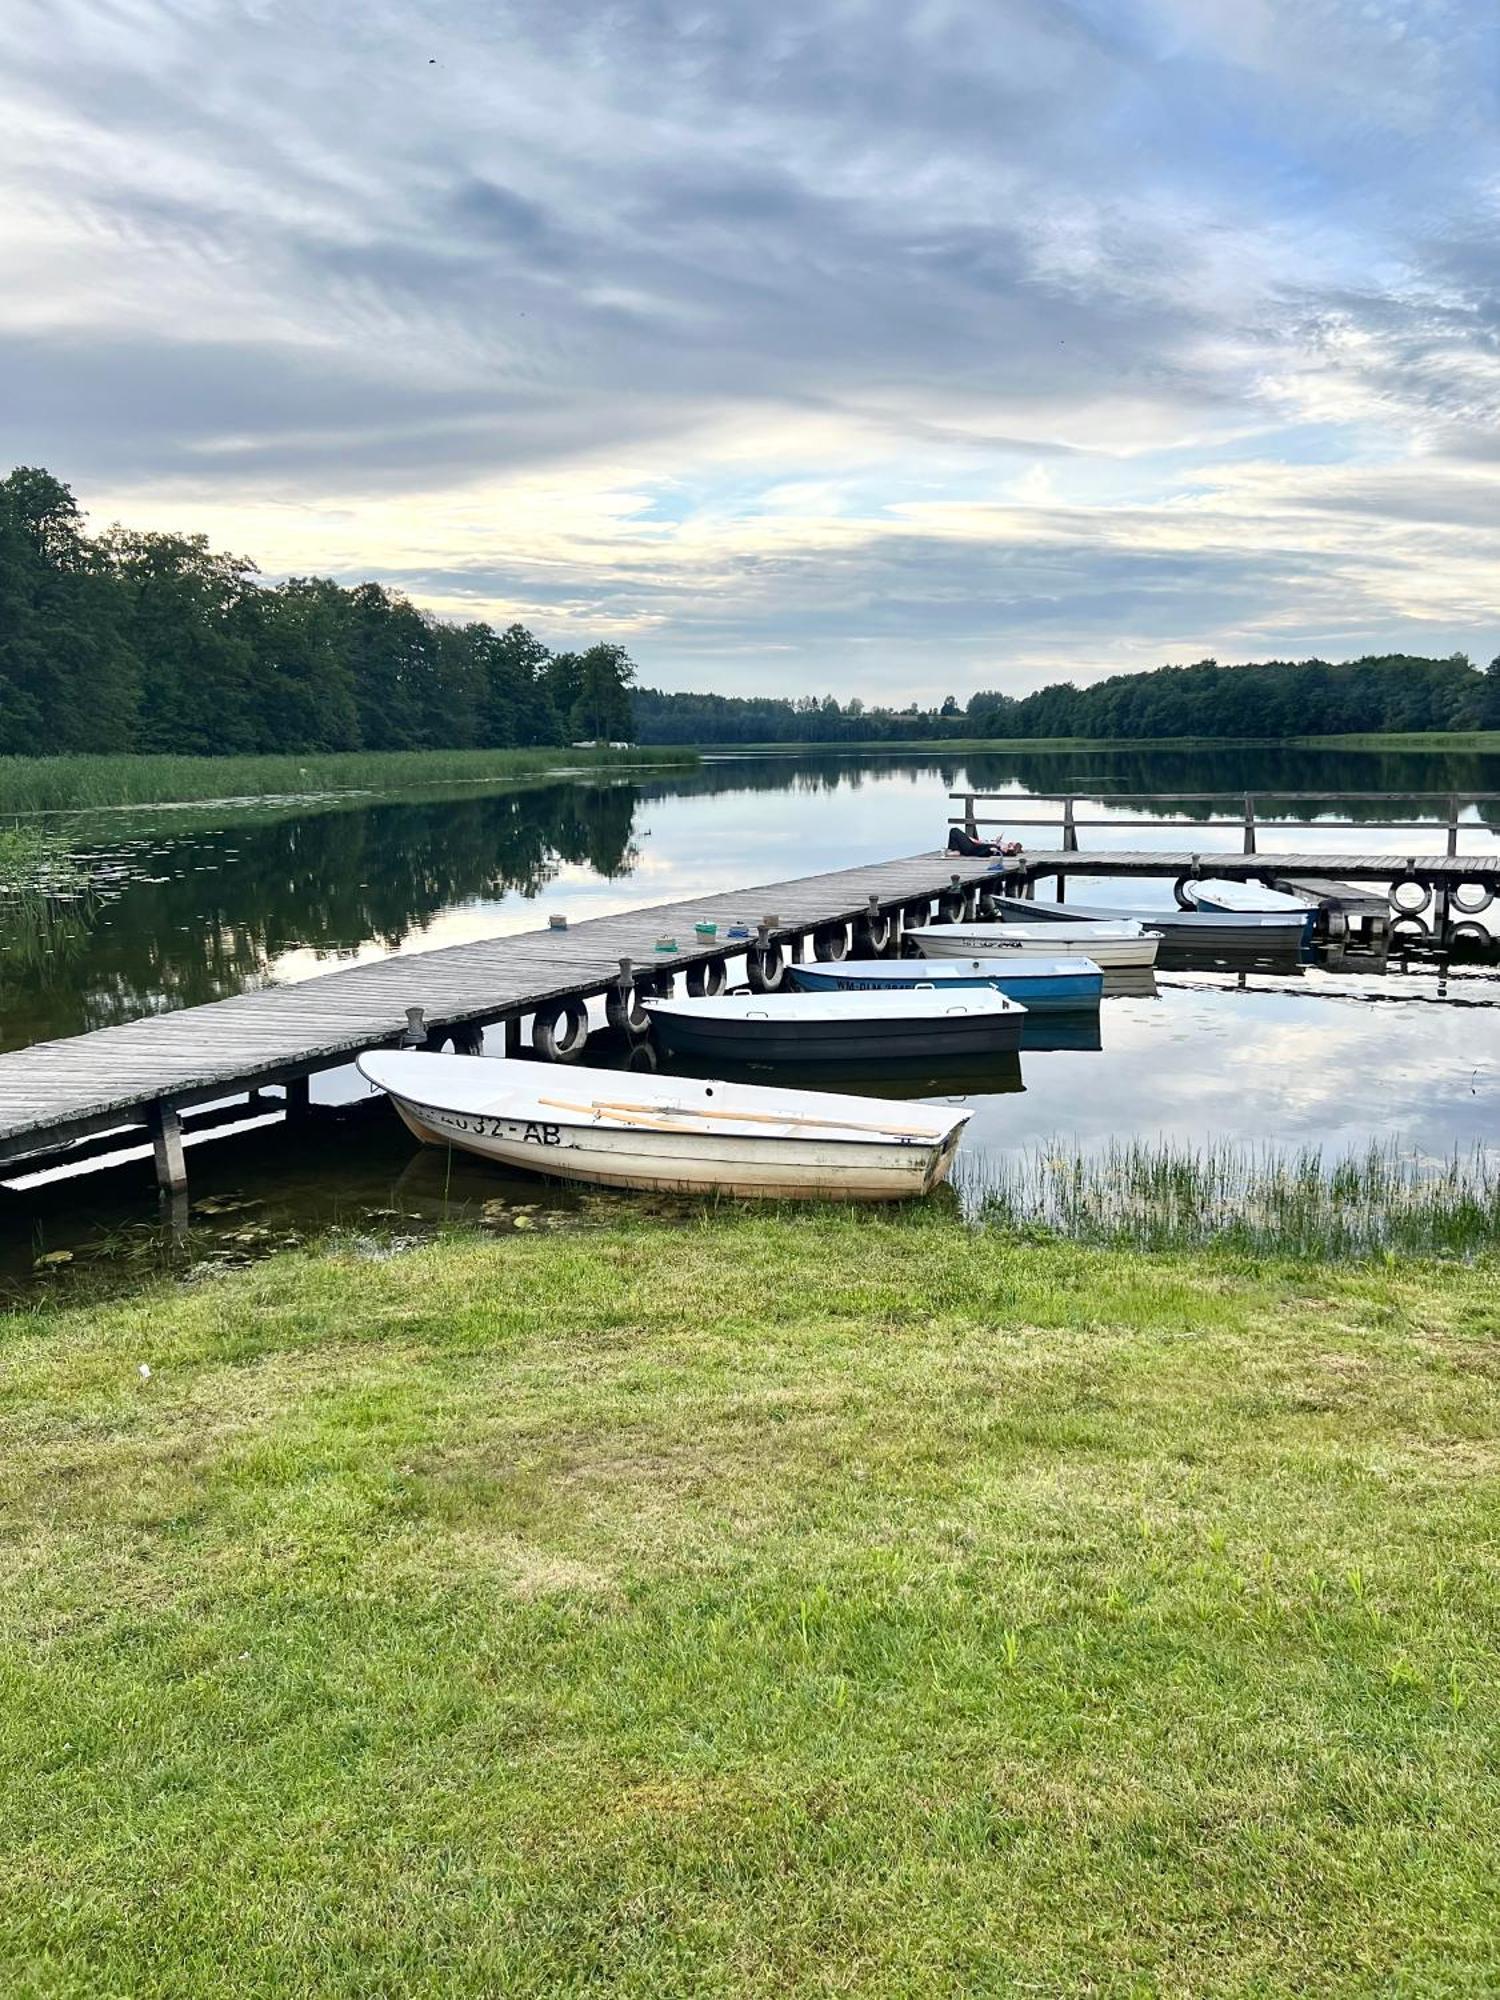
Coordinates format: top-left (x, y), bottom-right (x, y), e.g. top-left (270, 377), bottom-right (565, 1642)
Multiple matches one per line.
top-left (540, 1095), bottom-right (937, 1140)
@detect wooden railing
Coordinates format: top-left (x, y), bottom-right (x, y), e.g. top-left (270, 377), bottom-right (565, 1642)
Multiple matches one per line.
top-left (949, 791), bottom-right (1500, 857)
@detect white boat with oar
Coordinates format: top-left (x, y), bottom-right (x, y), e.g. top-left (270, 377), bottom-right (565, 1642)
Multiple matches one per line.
top-left (357, 1051), bottom-right (971, 1201)
top-left (907, 920), bottom-right (1160, 970)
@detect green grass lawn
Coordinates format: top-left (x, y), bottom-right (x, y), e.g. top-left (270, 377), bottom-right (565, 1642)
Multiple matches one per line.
top-left (3, 1212), bottom-right (1498, 1995)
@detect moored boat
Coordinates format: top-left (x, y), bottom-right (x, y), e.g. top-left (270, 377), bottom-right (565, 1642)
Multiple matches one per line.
top-left (908, 921), bottom-right (1160, 970)
top-left (357, 1051), bottom-right (971, 1201)
top-left (993, 893), bottom-right (1306, 951)
top-left (642, 987), bottom-right (1025, 1063)
top-left (787, 954), bottom-right (1104, 1012)
top-left (1188, 879), bottom-right (1318, 941)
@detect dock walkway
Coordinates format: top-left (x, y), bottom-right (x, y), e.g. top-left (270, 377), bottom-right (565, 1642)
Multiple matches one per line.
top-left (0, 848), bottom-right (999, 1183)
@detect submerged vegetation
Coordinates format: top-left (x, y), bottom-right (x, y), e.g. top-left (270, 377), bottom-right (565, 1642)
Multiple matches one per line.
top-left (0, 823), bottom-right (82, 896)
top-left (0, 743), bottom-right (697, 815)
top-left (2, 1210), bottom-right (1498, 1993)
top-left (964, 1138), bottom-right (1500, 1259)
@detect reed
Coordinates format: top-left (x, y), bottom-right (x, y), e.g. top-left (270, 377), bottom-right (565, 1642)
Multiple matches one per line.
top-left (0, 745), bottom-right (698, 815)
top-left (960, 1137), bottom-right (1500, 1258)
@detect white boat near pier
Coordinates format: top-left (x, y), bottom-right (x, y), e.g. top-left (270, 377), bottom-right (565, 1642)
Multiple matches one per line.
top-left (907, 921), bottom-right (1160, 970)
top-left (358, 1052), bottom-right (971, 1201)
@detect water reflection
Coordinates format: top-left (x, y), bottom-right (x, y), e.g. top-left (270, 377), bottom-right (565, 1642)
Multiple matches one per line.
top-left (8, 743), bottom-right (1498, 1055)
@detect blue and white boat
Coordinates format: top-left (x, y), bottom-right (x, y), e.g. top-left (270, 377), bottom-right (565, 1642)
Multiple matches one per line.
top-left (788, 954), bottom-right (1104, 1013)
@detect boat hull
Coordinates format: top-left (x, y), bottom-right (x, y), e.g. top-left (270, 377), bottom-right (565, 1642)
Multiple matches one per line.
top-left (787, 957), bottom-right (1104, 1012)
top-left (359, 1054), bottom-right (972, 1203)
top-left (389, 1095), bottom-right (961, 1200)
top-left (908, 924), bottom-right (1159, 970)
top-left (647, 1008), bottom-right (1023, 1064)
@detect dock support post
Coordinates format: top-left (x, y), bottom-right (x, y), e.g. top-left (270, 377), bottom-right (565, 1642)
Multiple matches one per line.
top-left (147, 1101), bottom-right (188, 1197)
top-left (964, 793), bottom-right (978, 839)
top-left (1062, 796), bottom-right (1078, 853)
top-left (503, 1017), bottom-right (522, 1056)
top-left (1447, 794), bottom-right (1459, 858)
top-left (1243, 795), bottom-right (1257, 855)
top-left (1055, 873), bottom-right (1066, 904)
top-left (284, 1075), bottom-right (311, 1124)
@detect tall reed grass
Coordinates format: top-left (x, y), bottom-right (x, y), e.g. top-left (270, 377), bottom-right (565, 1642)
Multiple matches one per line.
top-left (0, 745), bottom-right (698, 815)
top-left (961, 1138), bottom-right (1500, 1258)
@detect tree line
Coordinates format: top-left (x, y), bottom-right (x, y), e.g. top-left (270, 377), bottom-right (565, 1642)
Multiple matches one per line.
top-left (636, 653), bottom-right (1500, 743)
top-left (0, 468), bottom-right (635, 756)
top-left (5, 466), bottom-right (1498, 755)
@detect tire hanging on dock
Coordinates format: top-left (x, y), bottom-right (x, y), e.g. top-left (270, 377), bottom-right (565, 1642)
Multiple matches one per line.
top-left (746, 938), bottom-right (786, 991)
top-left (605, 980), bottom-right (650, 1036)
top-left (1453, 881), bottom-right (1494, 916)
top-left (686, 959), bottom-right (727, 997)
top-left (853, 908), bottom-right (895, 955)
top-left (531, 996), bottom-right (590, 1061)
top-left (812, 923), bottom-right (849, 961)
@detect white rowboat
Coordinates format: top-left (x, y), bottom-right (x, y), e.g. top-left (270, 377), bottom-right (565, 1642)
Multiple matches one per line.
top-left (358, 1051), bottom-right (971, 1201)
top-left (908, 921), bottom-right (1160, 970)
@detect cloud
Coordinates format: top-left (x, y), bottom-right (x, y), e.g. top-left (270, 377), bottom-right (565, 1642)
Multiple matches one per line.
top-left (0, 0), bottom-right (1496, 697)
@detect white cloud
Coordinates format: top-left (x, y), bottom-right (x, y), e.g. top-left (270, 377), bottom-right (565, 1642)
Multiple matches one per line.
top-left (1, 0), bottom-right (1497, 697)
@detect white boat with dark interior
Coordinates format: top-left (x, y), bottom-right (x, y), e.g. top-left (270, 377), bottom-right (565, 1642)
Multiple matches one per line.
top-left (994, 892), bottom-right (1307, 952)
top-left (358, 1051), bottom-right (971, 1201)
top-left (643, 987), bottom-right (1025, 1063)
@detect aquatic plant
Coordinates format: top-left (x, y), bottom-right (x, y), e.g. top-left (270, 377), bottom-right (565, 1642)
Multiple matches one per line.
top-left (0, 824), bottom-right (83, 897)
top-left (0, 744), bottom-right (698, 815)
top-left (960, 1136), bottom-right (1500, 1258)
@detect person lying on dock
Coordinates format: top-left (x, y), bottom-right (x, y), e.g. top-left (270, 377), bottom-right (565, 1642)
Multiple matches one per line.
top-left (948, 827), bottom-right (1024, 858)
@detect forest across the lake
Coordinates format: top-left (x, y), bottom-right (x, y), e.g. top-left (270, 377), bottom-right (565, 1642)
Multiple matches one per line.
top-left (5, 465), bottom-right (1499, 758)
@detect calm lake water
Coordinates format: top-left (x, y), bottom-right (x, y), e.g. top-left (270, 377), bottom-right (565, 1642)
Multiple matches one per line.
top-left (3, 744), bottom-right (1499, 1290)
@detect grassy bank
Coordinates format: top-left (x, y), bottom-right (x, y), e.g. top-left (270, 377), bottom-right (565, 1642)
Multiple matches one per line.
top-left (0, 745), bottom-right (698, 815)
top-left (682, 730), bottom-right (1500, 756)
top-left (1293, 729), bottom-right (1500, 753)
top-left (3, 1210), bottom-right (1498, 1995)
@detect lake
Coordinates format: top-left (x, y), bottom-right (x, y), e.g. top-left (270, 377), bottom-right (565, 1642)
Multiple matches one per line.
top-left (3, 743), bottom-right (1498, 1289)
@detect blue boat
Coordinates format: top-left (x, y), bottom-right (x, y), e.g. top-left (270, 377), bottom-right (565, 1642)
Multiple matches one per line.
top-left (787, 954), bottom-right (1104, 1012)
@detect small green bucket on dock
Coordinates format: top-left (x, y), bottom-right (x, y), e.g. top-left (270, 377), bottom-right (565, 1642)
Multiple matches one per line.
top-left (694, 921), bottom-right (717, 939)
top-left (654, 934), bottom-right (678, 953)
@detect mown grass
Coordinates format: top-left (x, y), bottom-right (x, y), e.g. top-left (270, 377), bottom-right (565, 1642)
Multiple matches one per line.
top-left (0, 745), bottom-right (698, 815)
top-left (3, 1209), bottom-right (1498, 1996)
top-left (963, 1138), bottom-right (1500, 1259)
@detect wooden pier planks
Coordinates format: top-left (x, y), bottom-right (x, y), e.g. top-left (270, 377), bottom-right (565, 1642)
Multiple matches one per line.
top-left (0, 849), bottom-right (998, 1163)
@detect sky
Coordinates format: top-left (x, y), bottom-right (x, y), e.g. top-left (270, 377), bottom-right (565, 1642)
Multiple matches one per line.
top-left (2, 0), bottom-right (1499, 703)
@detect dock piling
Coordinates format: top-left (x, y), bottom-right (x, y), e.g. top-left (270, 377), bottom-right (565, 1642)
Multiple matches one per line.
top-left (147, 1102), bottom-right (188, 1197)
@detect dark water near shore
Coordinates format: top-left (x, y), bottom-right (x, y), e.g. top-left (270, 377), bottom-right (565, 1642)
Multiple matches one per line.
top-left (3, 744), bottom-right (1499, 1292)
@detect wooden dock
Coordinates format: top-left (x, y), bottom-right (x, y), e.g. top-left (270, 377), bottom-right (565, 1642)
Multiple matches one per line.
top-left (1012, 849), bottom-right (1500, 887)
top-left (0, 848), bottom-right (1000, 1190)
